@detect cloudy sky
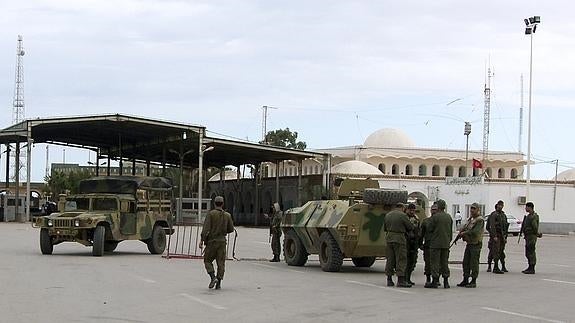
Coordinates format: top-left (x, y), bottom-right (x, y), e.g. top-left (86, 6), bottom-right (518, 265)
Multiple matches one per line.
top-left (0, 0), bottom-right (572, 181)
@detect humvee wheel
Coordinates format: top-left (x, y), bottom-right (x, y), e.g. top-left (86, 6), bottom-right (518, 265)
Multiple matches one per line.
top-left (104, 241), bottom-right (119, 252)
top-left (283, 230), bottom-right (308, 266)
top-left (92, 226), bottom-right (106, 257)
top-left (147, 225), bottom-right (166, 254)
top-left (319, 231), bottom-right (344, 272)
top-left (352, 256), bottom-right (376, 267)
top-left (40, 228), bottom-right (53, 255)
top-left (363, 188), bottom-right (408, 205)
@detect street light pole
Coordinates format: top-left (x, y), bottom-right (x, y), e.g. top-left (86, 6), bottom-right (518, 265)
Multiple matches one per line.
top-left (524, 15), bottom-right (540, 202)
top-left (464, 122), bottom-right (471, 176)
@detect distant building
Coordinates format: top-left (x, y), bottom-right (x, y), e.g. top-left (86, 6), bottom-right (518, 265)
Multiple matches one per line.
top-left (50, 163), bottom-right (161, 177)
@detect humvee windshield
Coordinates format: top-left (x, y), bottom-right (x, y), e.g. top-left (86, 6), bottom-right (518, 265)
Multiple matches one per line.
top-left (65, 198), bottom-right (89, 211)
top-left (93, 198), bottom-right (118, 211)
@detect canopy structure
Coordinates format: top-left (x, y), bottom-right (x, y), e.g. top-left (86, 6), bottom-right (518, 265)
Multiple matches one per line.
top-left (0, 114), bottom-right (329, 221)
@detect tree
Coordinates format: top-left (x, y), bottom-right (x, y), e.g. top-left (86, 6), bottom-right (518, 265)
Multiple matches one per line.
top-left (44, 170), bottom-right (93, 198)
top-left (260, 128), bottom-right (307, 150)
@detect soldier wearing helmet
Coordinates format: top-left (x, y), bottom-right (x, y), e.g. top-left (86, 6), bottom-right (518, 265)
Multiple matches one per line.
top-left (404, 203), bottom-right (420, 286)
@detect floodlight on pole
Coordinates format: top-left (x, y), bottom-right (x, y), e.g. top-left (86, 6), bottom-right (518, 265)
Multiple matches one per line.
top-left (524, 15), bottom-right (540, 202)
top-left (464, 122), bottom-right (471, 176)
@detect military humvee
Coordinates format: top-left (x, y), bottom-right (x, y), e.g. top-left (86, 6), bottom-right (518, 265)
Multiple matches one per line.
top-left (281, 178), bottom-right (410, 272)
top-left (35, 176), bottom-right (174, 256)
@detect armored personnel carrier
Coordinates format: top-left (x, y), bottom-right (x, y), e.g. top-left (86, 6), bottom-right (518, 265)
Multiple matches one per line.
top-left (34, 176), bottom-right (174, 256)
top-left (281, 179), bottom-right (409, 272)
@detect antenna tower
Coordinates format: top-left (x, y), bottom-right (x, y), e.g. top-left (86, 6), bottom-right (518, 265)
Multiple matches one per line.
top-left (11, 35), bottom-right (26, 181)
top-left (482, 67), bottom-right (493, 167)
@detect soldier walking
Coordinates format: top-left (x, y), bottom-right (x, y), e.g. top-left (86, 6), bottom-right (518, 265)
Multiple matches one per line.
top-left (486, 200), bottom-right (508, 274)
top-left (420, 203), bottom-right (438, 285)
top-left (269, 202), bottom-right (283, 262)
top-left (425, 199), bottom-right (453, 289)
top-left (405, 203), bottom-right (420, 286)
top-left (521, 202), bottom-right (540, 274)
top-left (456, 203), bottom-right (484, 288)
top-left (199, 196), bottom-right (235, 289)
top-left (384, 203), bottom-right (414, 288)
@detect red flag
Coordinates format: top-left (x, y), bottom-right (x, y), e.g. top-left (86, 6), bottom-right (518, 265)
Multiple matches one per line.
top-left (472, 158), bottom-right (483, 169)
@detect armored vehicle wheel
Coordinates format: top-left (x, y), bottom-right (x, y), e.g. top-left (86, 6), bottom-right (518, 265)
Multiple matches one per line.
top-left (283, 230), bottom-right (308, 266)
top-left (319, 231), bottom-right (344, 272)
top-left (92, 226), bottom-right (106, 257)
top-left (352, 256), bottom-right (376, 267)
top-left (363, 188), bottom-right (408, 205)
top-left (147, 225), bottom-right (166, 254)
top-left (40, 228), bottom-right (53, 255)
top-left (104, 241), bottom-right (119, 252)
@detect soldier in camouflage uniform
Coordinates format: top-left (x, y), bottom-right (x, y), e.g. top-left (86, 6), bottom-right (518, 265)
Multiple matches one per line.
top-left (269, 202), bottom-right (283, 262)
top-left (405, 203), bottom-right (420, 286)
top-left (420, 203), bottom-right (438, 285)
top-left (425, 199), bottom-right (453, 289)
top-left (384, 203), bottom-right (414, 288)
top-left (199, 196), bottom-right (235, 289)
top-left (456, 203), bottom-right (484, 288)
top-left (486, 200), bottom-right (508, 274)
top-left (521, 202), bottom-right (540, 274)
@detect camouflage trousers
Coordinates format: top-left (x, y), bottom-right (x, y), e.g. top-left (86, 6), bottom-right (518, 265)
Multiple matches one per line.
top-left (430, 248), bottom-right (450, 279)
top-left (488, 235), bottom-right (505, 262)
top-left (204, 240), bottom-right (227, 280)
top-left (524, 235), bottom-right (538, 266)
top-left (406, 242), bottom-right (419, 276)
top-left (463, 242), bottom-right (482, 279)
top-left (271, 232), bottom-right (282, 256)
top-left (385, 242), bottom-right (407, 277)
top-left (423, 246), bottom-right (430, 276)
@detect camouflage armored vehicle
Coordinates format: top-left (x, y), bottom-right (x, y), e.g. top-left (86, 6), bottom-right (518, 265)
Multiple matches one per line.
top-left (281, 178), bottom-right (410, 272)
top-left (35, 176), bottom-right (174, 256)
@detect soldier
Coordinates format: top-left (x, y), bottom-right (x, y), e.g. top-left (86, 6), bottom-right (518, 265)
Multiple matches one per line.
top-left (405, 203), bottom-right (420, 286)
top-left (456, 203), bottom-right (484, 288)
top-left (269, 202), bottom-right (283, 262)
top-left (486, 200), bottom-right (508, 274)
top-left (384, 203), bottom-right (414, 288)
top-left (420, 203), bottom-right (437, 285)
top-left (521, 202), bottom-right (540, 274)
top-left (425, 199), bottom-right (453, 289)
top-left (199, 196), bottom-right (235, 289)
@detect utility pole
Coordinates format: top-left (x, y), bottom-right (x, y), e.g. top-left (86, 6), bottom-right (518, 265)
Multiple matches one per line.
top-left (261, 105), bottom-right (277, 144)
top-left (519, 74), bottom-right (524, 153)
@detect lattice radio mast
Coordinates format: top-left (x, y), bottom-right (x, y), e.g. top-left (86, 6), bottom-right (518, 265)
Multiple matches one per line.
top-left (482, 67), bottom-right (493, 167)
top-left (12, 35), bottom-right (26, 182)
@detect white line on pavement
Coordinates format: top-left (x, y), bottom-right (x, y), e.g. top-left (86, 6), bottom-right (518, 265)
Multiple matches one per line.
top-left (548, 264), bottom-right (571, 268)
top-left (180, 293), bottom-right (227, 310)
top-left (253, 241), bottom-right (269, 245)
top-left (543, 279), bottom-right (575, 285)
top-left (481, 307), bottom-right (565, 323)
top-left (133, 275), bottom-right (156, 283)
top-left (250, 262), bottom-right (306, 273)
top-left (346, 280), bottom-right (414, 294)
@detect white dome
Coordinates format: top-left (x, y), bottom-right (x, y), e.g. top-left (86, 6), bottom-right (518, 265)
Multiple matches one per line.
top-left (331, 160), bottom-right (383, 175)
top-left (363, 128), bottom-right (415, 148)
top-left (554, 169), bottom-right (575, 181)
top-left (208, 170), bottom-right (252, 182)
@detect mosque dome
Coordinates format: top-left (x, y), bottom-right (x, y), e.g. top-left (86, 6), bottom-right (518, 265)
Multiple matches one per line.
top-left (554, 169), bottom-right (575, 181)
top-left (363, 128), bottom-right (416, 148)
top-left (331, 160), bottom-right (383, 175)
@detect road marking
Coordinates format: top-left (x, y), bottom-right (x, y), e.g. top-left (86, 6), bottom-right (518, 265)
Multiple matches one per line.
top-left (481, 307), bottom-right (565, 323)
top-left (548, 264), bottom-right (571, 268)
top-left (250, 262), bottom-right (305, 273)
top-left (253, 241), bottom-right (269, 245)
top-left (180, 293), bottom-right (227, 310)
top-left (133, 275), bottom-right (156, 283)
top-left (543, 279), bottom-right (575, 285)
top-left (346, 280), bottom-right (413, 294)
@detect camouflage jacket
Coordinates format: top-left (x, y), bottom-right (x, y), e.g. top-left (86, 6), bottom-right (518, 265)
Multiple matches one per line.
top-left (486, 210), bottom-right (508, 238)
top-left (460, 216), bottom-right (484, 245)
top-left (419, 217), bottom-right (431, 248)
top-left (407, 215), bottom-right (420, 244)
top-left (201, 207), bottom-right (234, 243)
top-left (427, 211), bottom-right (453, 249)
top-left (522, 212), bottom-right (540, 237)
top-left (270, 211), bottom-right (283, 235)
top-left (384, 210), bottom-right (414, 244)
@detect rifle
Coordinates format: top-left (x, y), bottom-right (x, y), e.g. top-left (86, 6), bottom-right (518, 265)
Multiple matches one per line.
top-left (518, 215), bottom-right (526, 243)
top-left (450, 233), bottom-right (462, 248)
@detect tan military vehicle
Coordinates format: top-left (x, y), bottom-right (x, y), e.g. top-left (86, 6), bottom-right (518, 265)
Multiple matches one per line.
top-left (35, 176), bottom-right (174, 256)
top-left (282, 178), bottom-right (409, 272)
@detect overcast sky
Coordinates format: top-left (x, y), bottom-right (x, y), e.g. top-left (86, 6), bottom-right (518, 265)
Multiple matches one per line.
top-left (0, 0), bottom-right (572, 181)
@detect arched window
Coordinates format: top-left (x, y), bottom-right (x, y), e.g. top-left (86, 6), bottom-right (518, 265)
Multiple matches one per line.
top-left (418, 164), bottom-right (427, 176)
top-left (432, 165), bottom-right (440, 176)
top-left (511, 168), bottom-right (518, 179)
top-left (458, 166), bottom-right (466, 177)
top-left (392, 164), bottom-right (399, 175)
top-left (405, 165), bottom-right (413, 175)
top-left (486, 168), bottom-right (492, 178)
top-left (445, 166), bottom-right (454, 177)
top-left (498, 168), bottom-right (506, 178)
top-left (378, 163), bottom-right (386, 174)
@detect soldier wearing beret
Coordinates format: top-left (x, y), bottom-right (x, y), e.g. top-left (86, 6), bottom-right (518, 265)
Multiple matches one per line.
top-left (456, 203), bottom-right (484, 288)
top-left (425, 199), bottom-right (453, 289)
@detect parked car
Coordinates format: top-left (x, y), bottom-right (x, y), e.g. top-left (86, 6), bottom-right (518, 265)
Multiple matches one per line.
top-left (506, 214), bottom-right (522, 236)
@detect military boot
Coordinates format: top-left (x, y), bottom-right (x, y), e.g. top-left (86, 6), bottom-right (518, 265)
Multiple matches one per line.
top-left (522, 265), bottom-right (535, 274)
top-left (387, 275), bottom-right (395, 287)
top-left (269, 255), bottom-right (280, 262)
top-left (465, 278), bottom-right (477, 288)
top-left (443, 277), bottom-right (450, 289)
top-left (501, 260), bottom-right (508, 272)
top-left (208, 273), bottom-right (218, 289)
top-left (397, 276), bottom-right (412, 288)
top-left (425, 274), bottom-right (431, 284)
top-left (406, 273), bottom-right (415, 286)
top-left (486, 261), bottom-right (492, 272)
top-left (492, 261), bottom-right (504, 274)
top-left (215, 278), bottom-right (222, 290)
top-left (457, 276), bottom-right (469, 287)
top-left (425, 277), bottom-right (439, 288)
